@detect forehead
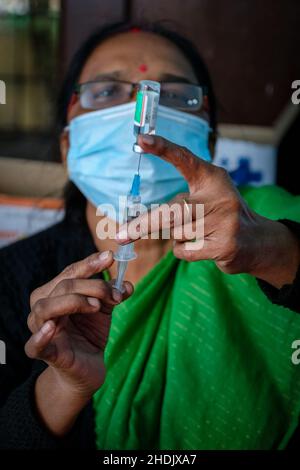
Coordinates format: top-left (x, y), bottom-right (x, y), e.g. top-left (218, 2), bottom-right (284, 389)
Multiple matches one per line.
top-left (79, 31), bottom-right (197, 82)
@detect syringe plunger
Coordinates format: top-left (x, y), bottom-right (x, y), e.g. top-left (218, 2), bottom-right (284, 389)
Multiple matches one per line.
top-left (114, 242), bottom-right (137, 262)
top-left (113, 243), bottom-right (136, 293)
top-left (114, 260), bottom-right (128, 293)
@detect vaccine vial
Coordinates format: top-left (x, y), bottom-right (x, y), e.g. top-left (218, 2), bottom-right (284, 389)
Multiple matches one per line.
top-left (133, 80), bottom-right (160, 153)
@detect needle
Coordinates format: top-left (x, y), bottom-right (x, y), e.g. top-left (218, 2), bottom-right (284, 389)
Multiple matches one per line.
top-left (137, 152), bottom-right (142, 175)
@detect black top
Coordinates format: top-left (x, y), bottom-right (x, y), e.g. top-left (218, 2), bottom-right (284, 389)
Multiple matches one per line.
top-left (0, 191), bottom-right (299, 449)
top-left (0, 209), bottom-right (98, 449)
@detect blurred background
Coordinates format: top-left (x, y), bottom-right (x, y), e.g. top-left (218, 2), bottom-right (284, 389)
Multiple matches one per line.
top-left (0, 0), bottom-right (299, 244)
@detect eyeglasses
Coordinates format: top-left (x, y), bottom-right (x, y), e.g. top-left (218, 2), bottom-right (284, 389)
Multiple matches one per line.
top-left (74, 80), bottom-right (207, 112)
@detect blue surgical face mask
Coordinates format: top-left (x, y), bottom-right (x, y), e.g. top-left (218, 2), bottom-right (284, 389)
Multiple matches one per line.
top-left (67, 102), bottom-right (211, 221)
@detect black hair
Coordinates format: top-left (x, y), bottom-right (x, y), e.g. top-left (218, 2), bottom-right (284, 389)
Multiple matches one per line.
top-left (59, 21), bottom-right (217, 221)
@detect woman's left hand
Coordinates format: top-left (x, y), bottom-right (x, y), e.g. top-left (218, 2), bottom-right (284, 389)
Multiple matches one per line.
top-left (116, 134), bottom-right (300, 288)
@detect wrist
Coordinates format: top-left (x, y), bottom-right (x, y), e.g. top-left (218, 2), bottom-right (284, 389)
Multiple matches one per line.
top-left (52, 368), bottom-right (95, 401)
top-left (248, 217), bottom-right (300, 289)
top-left (35, 367), bottom-right (93, 437)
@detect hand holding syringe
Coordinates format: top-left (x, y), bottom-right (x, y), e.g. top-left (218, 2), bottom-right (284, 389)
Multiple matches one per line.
top-left (113, 80), bottom-right (161, 293)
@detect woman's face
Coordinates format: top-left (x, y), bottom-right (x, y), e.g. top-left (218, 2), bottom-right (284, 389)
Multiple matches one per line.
top-left (70, 30), bottom-right (211, 120)
top-left (61, 31), bottom-right (212, 159)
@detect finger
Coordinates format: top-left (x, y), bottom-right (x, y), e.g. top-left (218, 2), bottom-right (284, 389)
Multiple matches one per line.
top-left (122, 281), bottom-right (134, 299)
top-left (109, 280), bottom-right (134, 303)
top-left (24, 320), bottom-right (57, 362)
top-left (137, 134), bottom-right (213, 191)
top-left (28, 293), bottom-right (101, 333)
top-left (171, 218), bottom-right (204, 242)
top-left (30, 250), bottom-right (114, 306)
top-left (49, 278), bottom-right (119, 306)
top-left (173, 238), bottom-right (212, 262)
top-left (116, 195), bottom-right (198, 244)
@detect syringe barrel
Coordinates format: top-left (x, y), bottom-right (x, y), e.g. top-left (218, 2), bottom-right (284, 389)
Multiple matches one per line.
top-left (133, 81), bottom-right (160, 146)
top-left (127, 193), bottom-right (141, 221)
top-left (114, 260), bottom-right (127, 293)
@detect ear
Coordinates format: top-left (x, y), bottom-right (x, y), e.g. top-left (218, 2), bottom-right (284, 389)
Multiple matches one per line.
top-left (60, 129), bottom-right (70, 167)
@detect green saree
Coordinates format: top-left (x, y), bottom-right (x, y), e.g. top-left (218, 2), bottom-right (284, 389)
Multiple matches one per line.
top-left (93, 185), bottom-right (300, 449)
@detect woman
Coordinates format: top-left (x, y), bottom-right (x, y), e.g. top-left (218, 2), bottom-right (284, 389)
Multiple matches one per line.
top-left (0, 22), bottom-right (299, 450)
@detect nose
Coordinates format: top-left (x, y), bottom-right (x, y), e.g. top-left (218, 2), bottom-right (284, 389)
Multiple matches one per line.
top-left (129, 84), bottom-right (139, 102)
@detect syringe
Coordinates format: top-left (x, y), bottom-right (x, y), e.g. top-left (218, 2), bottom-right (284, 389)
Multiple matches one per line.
top-left (113, 80), bottom-right (161, 293)
top-left (113, 174), bottom-right (141, 293)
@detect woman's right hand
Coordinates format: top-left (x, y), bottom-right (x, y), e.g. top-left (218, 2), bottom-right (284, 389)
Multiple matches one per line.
top-left (24, 250), bottom-right (133, 436)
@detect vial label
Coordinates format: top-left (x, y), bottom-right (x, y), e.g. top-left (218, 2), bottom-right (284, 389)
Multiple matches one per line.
top-left (134, 91), bottom-right (148, 128)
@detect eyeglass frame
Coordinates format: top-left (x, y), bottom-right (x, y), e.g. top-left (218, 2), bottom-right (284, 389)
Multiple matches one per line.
top-left (73, 79), bottom-right (209, 112)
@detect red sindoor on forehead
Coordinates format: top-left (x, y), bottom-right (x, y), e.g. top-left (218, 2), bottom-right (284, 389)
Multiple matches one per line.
top-left (138, 64), bottom-right (148, 72)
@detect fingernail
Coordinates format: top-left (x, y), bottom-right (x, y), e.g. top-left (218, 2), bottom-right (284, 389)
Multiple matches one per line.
top-left (112, 288), bottom-right (122, 303)
top-left (99, 250), bottom-right (110, 260)
top-left (140, 135), bottom-right (155, 145)
top-left (41, 321), bottom-right (54, 335)
top-left (116, 229), bottom-right (129, 241)
top-left (87, 297), bottom-right (100, 307)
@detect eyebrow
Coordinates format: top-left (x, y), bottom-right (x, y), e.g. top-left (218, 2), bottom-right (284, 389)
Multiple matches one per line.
top-left (92, 71), bottom-right (123, 81)
top-left (158, 73), bottom-right (196, 85)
